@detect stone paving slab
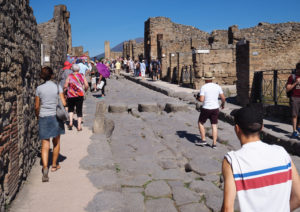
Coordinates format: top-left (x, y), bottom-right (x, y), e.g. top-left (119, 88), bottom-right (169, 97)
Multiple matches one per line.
top-left (122, 72), bottom-right (300, 156)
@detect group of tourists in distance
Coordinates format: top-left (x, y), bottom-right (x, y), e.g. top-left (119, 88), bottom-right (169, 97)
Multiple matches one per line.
top-left (34, 55), bottom-right (300, 211)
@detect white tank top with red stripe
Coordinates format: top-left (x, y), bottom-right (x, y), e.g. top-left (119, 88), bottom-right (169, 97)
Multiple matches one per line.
top-left (225, 141), bottom-right (292, 212)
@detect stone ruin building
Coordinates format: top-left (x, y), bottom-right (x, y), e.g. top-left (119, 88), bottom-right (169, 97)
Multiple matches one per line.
top-left (104, 41), bottom-right (122, 60)
top-left (0, 2), bottom-right (78, 210)
top-left (123, 40), bottom-right (144, 60)
top-left (144, 17), bottom-right (300, 105)
top-left (38, 5), bottom-right (72, 79)
top-left (71, 46), bottom-right (89, 58)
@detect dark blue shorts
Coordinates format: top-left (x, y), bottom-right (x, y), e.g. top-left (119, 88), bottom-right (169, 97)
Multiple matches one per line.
top-left (39, 115), bottom-right (65, 140)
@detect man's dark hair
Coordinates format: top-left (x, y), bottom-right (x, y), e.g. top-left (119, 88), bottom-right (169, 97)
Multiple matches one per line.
top-left (231, 104), bottom-right (263, 136)
top-left (40, 66), bottom-right (53, 81)
top-left (296, 62), bottom-right (300, 70)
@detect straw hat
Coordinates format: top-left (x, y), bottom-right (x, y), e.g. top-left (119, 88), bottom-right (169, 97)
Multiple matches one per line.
top-left (202, 72), bottom-right (215, 80)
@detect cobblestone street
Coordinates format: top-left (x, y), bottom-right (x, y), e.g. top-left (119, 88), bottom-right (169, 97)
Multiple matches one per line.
top-left (11, 76), bottom-right (300, 212)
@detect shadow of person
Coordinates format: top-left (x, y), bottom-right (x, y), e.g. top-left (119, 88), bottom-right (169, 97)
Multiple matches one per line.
top-left (176, 130), bottom-right (200, 144)
top-left (39, 149), bottom-right (67, 167)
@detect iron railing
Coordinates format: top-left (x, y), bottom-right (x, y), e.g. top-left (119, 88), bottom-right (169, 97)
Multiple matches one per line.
top-left (251, 69), bottom-right (294, 105)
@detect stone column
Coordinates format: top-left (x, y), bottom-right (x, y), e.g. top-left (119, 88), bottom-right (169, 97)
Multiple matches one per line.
top-left (105, 41), bottom-right (110, 59)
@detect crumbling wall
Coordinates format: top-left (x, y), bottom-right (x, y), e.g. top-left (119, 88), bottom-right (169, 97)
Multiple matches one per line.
top-left (235, 23), bottom-right (300, 105)
top-left (123, 40), bottom-right (144, 60)
top-left (0, 1), bottom-right (41, 210)
top-left (38, 5), bottom-right (71, 78)
top-left (110, 52), bottom-right (123, 60)
top-left (144, 17), bottom-right (209, 63)
top-left (71, 46), bottom-right (84, 56)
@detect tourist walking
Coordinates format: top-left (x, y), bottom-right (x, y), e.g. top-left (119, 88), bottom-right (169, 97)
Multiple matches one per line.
top-left (64, 64), bottom-right (88, 131)
top-left (35, 66), bottom-right (66, 182)
top-left (222, 105), bottom-right (300, 212)
top-left (77, 59), bottom-right (89, 76)
top-left (150, 58), bottom-right (160, 81)
top-left (140, 60), bottom-right (146, 80)
top-left (90, 61), bottom-right (98, 92)
top-left (59, 61), bottom-right (73, 89)
top-left (286, 62), bottom-right (300, 138)
top-left (195, 72), bottom-right (225, 149)
top-left (115, 60), bottom-right (121, 75)
top-left (134, 60), bottom-right (140, 77)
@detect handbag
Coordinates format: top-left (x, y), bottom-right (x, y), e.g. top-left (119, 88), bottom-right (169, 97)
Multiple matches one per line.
top-left (56, 84), bottom-right (69, 122)
top-left (97, 80), bottom-right (105, 89)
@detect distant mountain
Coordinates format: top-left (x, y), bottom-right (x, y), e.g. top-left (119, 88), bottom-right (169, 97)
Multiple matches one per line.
top-left (94, 37), bottom-right (144, 59)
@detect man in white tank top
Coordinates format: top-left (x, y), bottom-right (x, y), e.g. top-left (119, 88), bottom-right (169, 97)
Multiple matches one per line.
top-left (221, 105), bottom-right (300, 212)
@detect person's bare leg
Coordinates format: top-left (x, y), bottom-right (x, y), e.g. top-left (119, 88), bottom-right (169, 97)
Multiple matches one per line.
top-left (293, 116), bottom-right (297, 132)
top-left (42, 139), bottom-right (50, 168)
top-left (198, 122), bottom-right (206, 141)
top-left (212, 124), bottom-right (218, 146)
top-left (69, 112), bottom-right (74, 126)
top-left (51, 135), bottom-right (61, 171)
top-left (78, 117), bottom-right (82, 130)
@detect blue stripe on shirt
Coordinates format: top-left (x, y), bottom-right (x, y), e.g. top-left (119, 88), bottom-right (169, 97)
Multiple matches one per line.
top-left (233, 162), bottom-right (291, 179)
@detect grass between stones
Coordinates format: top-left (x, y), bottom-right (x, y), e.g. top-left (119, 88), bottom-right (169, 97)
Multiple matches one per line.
top-left (114, 163), bottom-right (121, 173)
top-left (184, 182), bottom-right (191, 189)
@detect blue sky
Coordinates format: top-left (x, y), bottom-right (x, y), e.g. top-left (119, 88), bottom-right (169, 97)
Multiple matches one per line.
top-left (30, 0), bottom-right (300, 57)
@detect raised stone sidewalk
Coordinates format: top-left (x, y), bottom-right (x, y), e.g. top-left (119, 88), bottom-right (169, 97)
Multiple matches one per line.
top-left (121, 72), bottom-right (300, 156)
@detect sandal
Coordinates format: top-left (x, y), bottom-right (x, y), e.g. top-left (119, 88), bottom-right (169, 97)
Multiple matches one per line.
top-left (68, 125), bottom-right (73, 130)
top-left (42, 167), bottom-right (49, 182)
top-left (77, 128), bottom-right (82, 131)
top-left (51, 165), bottom-right (61, 172)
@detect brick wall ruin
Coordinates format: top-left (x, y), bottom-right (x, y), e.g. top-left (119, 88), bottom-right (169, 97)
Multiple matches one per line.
top-left (38, 5), bottom-right (71, 78)
top-left (123, 40), bottom-right (144, 60)
top-left (145, 17), bottom-right (300, 97)
top-left (235, 23), bottom-right (300, 105)
top-left (145, 17), bottom-right (237, 89)
top-left (0, 1), bottom-right (42, 210)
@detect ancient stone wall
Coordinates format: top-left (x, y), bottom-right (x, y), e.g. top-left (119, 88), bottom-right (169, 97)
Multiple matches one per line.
top-left (144, 17), bottom-right (208, 63)
top-left (71, 46), bottom-right (84, 56)
top-left (38, 5), bottom-right (71, 79)
top-left (123, 40), bottom-right (144, 60)
top-left (235, 23), bottom-right (300, 105)
top-left (0, 1), bottom-right (42, 210)
top-left (110, 52), bottom-right (123, 60)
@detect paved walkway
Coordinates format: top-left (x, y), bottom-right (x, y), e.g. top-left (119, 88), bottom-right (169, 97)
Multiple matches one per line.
top-left (9, 101), bottom-right (99, 212)
top-left (9, 74), bottom-right (300, 212)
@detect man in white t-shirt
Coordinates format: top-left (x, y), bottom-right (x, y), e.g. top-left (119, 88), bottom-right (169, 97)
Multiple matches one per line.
top-left (222, 105), bottom-right (300, 212)
top-left (195, 72), bottom-right (225, 149)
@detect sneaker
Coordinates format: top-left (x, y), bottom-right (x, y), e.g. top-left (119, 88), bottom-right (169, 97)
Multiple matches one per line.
top-left (42, 168), bottom-right (49, 182)
top-left (195, 140), bottom-right (207, 146)
top-left (212, 145), bottom-right (217, 149)
top-left (291, 131), bottom-right (298, 138)
top-left (297, 127), bottom-right (300, 134)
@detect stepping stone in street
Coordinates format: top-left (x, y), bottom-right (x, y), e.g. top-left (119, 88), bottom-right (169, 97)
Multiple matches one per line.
top-left (164, 103), bottom-right (189, 113)
top-left (138, 103), bottom-right (161, 112)
top-left (145, 198), bottom-right (177, 212)
top-left (145, 180), bottom-right (171, 198)
top-left (108, 103), bottom-right (128, 113)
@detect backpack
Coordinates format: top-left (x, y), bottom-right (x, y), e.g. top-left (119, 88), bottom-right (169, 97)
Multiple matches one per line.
top-left (286, 74), bottom-right (296, 98)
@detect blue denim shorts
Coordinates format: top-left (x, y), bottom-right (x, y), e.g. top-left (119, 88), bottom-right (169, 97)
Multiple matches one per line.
top-left (38, 115), bottom-right (65, 140)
